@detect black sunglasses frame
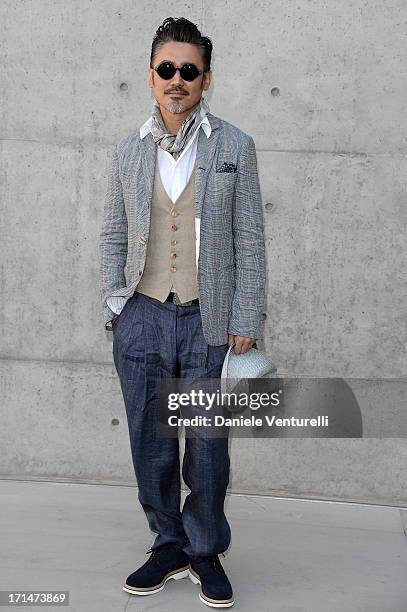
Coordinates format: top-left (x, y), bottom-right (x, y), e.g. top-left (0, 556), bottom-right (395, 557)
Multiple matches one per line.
top-left (151, 61), bottom-right (205, 82)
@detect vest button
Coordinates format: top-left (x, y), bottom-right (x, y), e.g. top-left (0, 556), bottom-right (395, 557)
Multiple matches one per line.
top-left (171, 240), bottom-right (177, 245)
top-left (171, 224), bottom-right (178, 231)
top-left (171, 210), bottom-right (178, 217)
top-left (170, 252), bottom-right (177, 259)
top-left (170, 266), bottom-right (177, 272)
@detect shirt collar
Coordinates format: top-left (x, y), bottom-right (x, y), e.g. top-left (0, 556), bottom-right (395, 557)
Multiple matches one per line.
top-left (139, 113), bottom-right (212, 140)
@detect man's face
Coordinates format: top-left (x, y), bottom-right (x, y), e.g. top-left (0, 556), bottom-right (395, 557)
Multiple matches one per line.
top-left (149, 41), bottom-right (211, 114)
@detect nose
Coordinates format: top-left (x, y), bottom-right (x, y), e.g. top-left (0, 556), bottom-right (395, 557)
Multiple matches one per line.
top-left (171, 70), bottom-right (184, 86)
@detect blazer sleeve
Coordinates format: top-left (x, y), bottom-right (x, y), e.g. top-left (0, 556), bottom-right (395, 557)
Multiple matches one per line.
top-left (99, 143), bottom-right (128, 331)
top-left (227, 135), bottom-right (266, 340)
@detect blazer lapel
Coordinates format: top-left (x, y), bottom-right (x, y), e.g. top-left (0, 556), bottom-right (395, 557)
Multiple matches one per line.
top-left (194, 112), bottom-right (221, 219)
top-left (140, 133), bottom-right (157, 211)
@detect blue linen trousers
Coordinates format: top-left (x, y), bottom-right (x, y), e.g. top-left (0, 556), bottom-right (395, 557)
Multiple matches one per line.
top-left (112, 290), bottom-right (231, 558)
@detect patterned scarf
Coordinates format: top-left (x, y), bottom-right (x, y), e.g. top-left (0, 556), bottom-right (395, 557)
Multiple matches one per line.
top-left (150, 95), bottom-right (210, 160)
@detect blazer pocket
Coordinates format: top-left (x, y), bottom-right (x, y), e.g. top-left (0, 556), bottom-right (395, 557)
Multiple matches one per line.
top-left (213, 172), bottom-right (237, 190)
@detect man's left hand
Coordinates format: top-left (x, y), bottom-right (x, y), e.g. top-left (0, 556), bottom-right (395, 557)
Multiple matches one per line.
top-left (228, 334), bottom-right (256, 354)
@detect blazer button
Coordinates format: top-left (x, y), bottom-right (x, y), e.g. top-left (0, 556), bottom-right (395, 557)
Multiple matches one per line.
top-left (170, 266), bottom-right (177, 272)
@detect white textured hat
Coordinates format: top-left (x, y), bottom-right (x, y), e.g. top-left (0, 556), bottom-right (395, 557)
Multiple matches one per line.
top-left (220, 342), bottom-right (277, 397)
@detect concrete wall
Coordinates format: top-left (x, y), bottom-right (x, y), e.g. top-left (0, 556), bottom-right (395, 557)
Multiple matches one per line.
top-left (1, 1), bottom-right (406, 505)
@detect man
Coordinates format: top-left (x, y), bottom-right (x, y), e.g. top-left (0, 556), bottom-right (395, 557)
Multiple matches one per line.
top-left (99, 16), bottom-right (266, 609)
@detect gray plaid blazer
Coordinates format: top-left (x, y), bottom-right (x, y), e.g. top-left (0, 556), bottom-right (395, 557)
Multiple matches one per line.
top-left (99, 112), bottom-right (266, 346)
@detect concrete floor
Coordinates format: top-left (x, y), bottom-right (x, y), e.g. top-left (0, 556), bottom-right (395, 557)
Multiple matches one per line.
top-left (1, 479), bottom-right (407, 612)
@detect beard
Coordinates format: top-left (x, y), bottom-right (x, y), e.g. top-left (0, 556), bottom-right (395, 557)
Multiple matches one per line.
top-left (166, 100), bottom-right (187, 113)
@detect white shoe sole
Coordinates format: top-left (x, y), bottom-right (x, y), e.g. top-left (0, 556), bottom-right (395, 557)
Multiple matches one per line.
top-left (123, 566), bottom-right (190, 596)
top-left (189, 568), bottom-right (235, 608)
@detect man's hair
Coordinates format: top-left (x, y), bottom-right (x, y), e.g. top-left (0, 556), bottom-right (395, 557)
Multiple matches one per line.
top-left (150, 17), bottom-right (213, 72)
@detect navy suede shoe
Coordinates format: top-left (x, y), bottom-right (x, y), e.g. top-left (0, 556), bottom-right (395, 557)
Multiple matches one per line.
top-left (189, 554), bottom-right (234, 608)
top-left (123, 542), bottom-right (190, 596)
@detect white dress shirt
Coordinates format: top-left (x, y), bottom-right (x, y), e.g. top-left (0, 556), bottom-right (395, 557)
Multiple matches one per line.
top-left (107, 113), bottom-right (212, 315)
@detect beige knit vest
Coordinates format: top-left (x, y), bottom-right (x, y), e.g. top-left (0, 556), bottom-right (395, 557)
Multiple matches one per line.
top-left (136, 160), bottom-right (199, 303)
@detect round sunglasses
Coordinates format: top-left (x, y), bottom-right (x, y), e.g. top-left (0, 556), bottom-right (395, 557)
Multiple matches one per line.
top-left (152, 61), bottom-right (205, 82)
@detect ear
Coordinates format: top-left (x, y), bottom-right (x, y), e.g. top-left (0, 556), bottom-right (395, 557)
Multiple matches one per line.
top-left (203, 69), bottom-right (212, 91)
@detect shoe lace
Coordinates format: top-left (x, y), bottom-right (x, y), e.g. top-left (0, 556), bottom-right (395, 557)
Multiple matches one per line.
top-left (191, 552), bottom-right (226, 575)
top-left (144, 548), bottom-right (160, 566)
top-left (144, 542), bottom-right (177, 566)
